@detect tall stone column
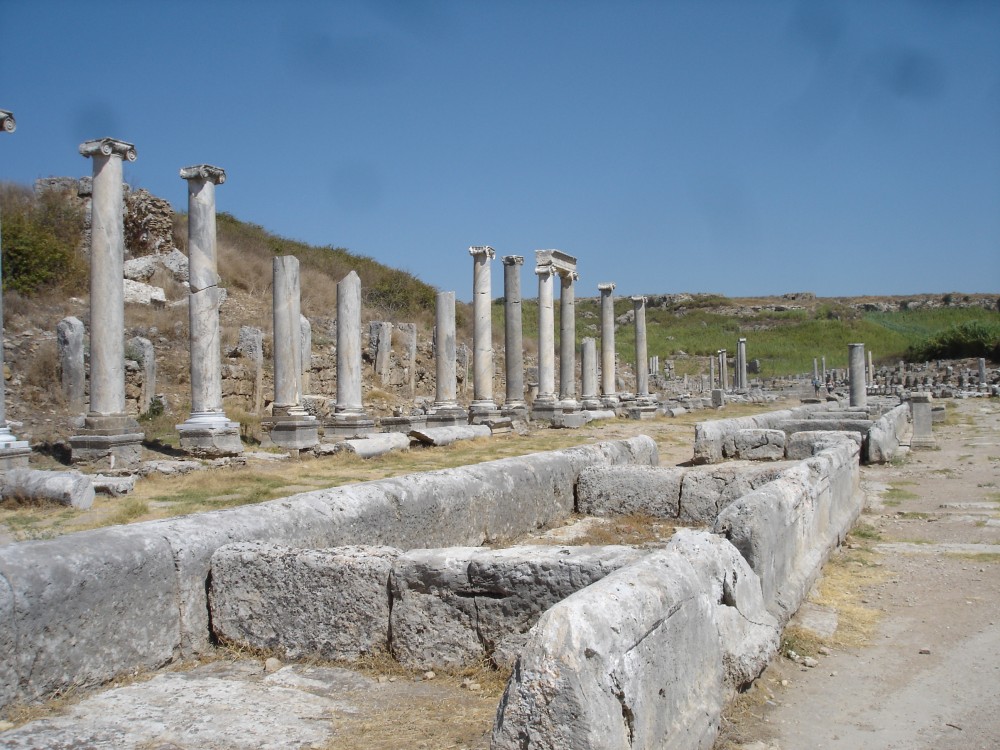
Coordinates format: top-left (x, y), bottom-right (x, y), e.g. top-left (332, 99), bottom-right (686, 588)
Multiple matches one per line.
top-left (813, 358), bottom-right (819, 381)
top-left (598, 283), bottom-right (618, 405)
top-left (737, 337), bottom-right (748, 390)
top-left (821, 356), bottom-right (827, 381)
top-left (427, 291), bottom-right (466, 424)
top-left (710, 354), bottom-right (717, 389)
top-left (979, 358), bottom-right (988, 385)
top-left (329, 270), bottom-right (374, 436)
top-left (268, 256), bottom-right (317, 449)
top-left (719, 349), bottom-right (729, 392)
top-left (867, 350), bottom-right (875, 387)
top-left (177, 165), bottom-right (241, 456)
top-left (0, 110), bottom-right (29, 469)
top-left (501, 255), bottom-right (526, 415)
top-left (70, 138), bottom-right (143, 469)
top-left (632, 296), bottom-right (649, 398)
top-left (535, 265), bottom-right (556, 406)
top-left (469, 246), bottom-right (498, 418)
top-left (580, 337), bottom-right (600, 410)
top-left (558, 271), bottom-right (579, 409)
top-left (848, 343), bottom-right (867, 408)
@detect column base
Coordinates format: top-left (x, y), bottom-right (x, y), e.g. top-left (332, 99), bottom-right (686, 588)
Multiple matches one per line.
top-left (325, 412), bottom-right (376, 439)
top-left (379, 416), bottom-right (427, 434)
top-left (531, 401), bottom-right (563, 423)
top-left (501, 401), bottom-right (530, 421)
top-left (910, 435), bottom-right (937, 450)
top-left (177, 416), bottom-right (243, 458)
top-left (581, 397), bottom-right (602, 411)
top-left (551, 412), bottom-right (588, 429)
top-left (268, 415), bottom-right (320, 450)
top-left (426, 404), bottom-right (468, 427)
top-left (70, 414), bottom-right (144, 470)
top-left (469, 407), bottom-right (502, 425)
top-left (0, 440), bottom-right (31, 471)
top-left (558, 398), bottom-right (580, 412)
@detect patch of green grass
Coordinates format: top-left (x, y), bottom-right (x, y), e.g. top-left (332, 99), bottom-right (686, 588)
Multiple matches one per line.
top-left (896, 512), bottom-right (930, 520)
top-left (108, 498), bottom-right (150, 525)
top-left (850, 523), bottom-right (882, 541)
top-left (930, 468), bottom-right (955, 476)
top-left (953, 552), bottom-right (1000, 563)
top-left (883, 486), bottom-right (919, 503)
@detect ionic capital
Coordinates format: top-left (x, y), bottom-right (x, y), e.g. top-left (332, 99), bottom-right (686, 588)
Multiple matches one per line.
top-left (79, 138), bottom-right (137, 162)
top-left (560, 271), bottom-right (580, 284)
top-left (535, 264), bottom-right (556, 278)
top-left (0, 110), bottom-right (15, 134)
top-left (631, 295), bottom-right (646, 305)
top-left (598, 282), bottom-right (616, 293)
top-left (469, 245), bottom-right (495, 260)
top-left (180, 164), bottom-right (227, 184)
top-left (502, 255), bottom-right (524, 266)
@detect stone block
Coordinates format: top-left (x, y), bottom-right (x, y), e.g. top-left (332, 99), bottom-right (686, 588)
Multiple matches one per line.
top-left (786, 430), bottom-right (862, 460)
top-left (576, 465), bottom-right (684, 518)
top-left (723, 428), bottom-right (786, 461)
top-left (123, 279), bottom-right (166, 306)
top-left (408, 425), bottom-right (490, 446)
top-left (1, 469), bottom-right (95, 510)
top-left (209, 543), bottom-right (400, 661)
top-left (56, 316), bottom-right (85, 411)
top-left (335, 432), bottom-right (410, 459)
top-left (390, 545), bottom-right (646, 671)
top-left (678, 463), bottom-right (787, 525)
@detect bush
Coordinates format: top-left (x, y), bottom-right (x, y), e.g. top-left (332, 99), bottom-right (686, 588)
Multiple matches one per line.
top-left (907, 320), bottom-right (1000, 360)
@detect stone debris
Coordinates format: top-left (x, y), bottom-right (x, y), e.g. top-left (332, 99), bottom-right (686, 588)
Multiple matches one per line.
top-left (408, 424), bottom-right (491, 446)
top-left (91, 474), bottom-right (137, 497)
top-left (1, 468), bottom-right (95, 509)
top-left (123, 278), bottom-right (166, 306)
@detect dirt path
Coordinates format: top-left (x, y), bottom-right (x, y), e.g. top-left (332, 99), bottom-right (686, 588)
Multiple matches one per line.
top-left (724, 398), bottom-right (1000, 750)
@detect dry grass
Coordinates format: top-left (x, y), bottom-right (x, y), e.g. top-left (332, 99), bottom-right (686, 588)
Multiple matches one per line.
top-left (810, 547), bottom-right (887, 649)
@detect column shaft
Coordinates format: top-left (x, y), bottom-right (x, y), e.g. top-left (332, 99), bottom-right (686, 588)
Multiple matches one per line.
top-left (559, 273), bottom-right (577, 404)
top-left (598, 283), bottom-right (617, 398)
top-left (632, 296), bottom-right (649, 397)
top-left (435, 291), bottom-right (458, 406)
top-left (536, 268), bottom-right (556, 401)
top-left (336, 271), bottom-right (364, 413)
top-left (581, 337), bottom-right (598, 407)
top-left (185, 175), bottom-right (223, 415)
top-left (469, 247), bottom-right (495, 409)
top-left (502, 256), bottom-right (525, 406)
top-left (273, 257), bottom-right (302, 413)
top-left (848, 343), bottom-right (867, 408)
top-left (738, 338), bottom-right (748, 390)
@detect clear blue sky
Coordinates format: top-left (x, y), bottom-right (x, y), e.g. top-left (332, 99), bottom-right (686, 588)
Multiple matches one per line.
top-left (1, 0), bottom-right (998, 302)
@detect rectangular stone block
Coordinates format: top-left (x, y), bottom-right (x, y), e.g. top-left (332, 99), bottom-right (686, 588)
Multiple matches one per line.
top-left (722, 428), bottom-right (786, 460)
top-left (576, 465), bottom-right (684, 518)
top-left (209, 543), bottom-right (400, 660)
top-left (678, 463), bottom-right (789, 525)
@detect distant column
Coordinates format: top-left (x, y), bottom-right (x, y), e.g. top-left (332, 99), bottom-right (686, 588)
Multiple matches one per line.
top-left (867, 350), bottom-right (875, 387)
top-left (737, 338), bottom-right (748, 390)
top-left (821, 356), bottom-right (827, 381)
top-left (813, 358), bottom-right (819, 381)
top-left (598, 282), bottom-right (618, 403)
top-left (0, 110), bottom-right (29, 469)
top-left (430, 291), bottom-right (466, 423)
top-left (535, 265), bottom-right (556, 405)
top-left (848, 343), bottom-right (867, 408)
top-left (502, 255), bottom-right (526, 414)
top-left (710, 354), bottom-right (717, 389)
top-left (558, 271), bottom-right (579, 409)
top-left (719, 349), bottom-right (729, 392)
top-left (580, 337), bottom-right (600, 410)
top-left (330, 270), bottom-right (374, 436)
top-left (979, 357), bottom-right (988, 385)
top-left (70, 138), bottom-right (143, 469)
top-left (469, 246), bottom-right (497, 416)
top-left (177, 164), bottom-right (241, 457)
top-left (632, 296), bottom-right (649, 398)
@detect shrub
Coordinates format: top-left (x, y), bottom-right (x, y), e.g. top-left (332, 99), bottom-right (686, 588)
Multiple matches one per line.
top-left (907, 320), bottom-right (1000, 360)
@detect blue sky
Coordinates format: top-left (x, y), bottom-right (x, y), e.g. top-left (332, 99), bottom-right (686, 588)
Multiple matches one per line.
top-left (1, 0), bottom-right (998, 302)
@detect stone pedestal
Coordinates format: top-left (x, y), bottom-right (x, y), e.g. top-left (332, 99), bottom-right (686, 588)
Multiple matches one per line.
top-left (711, 388), bottom-right (726, 409)
top-left (848, 343), bottom-right (867, 409)
top-left (469, 246), bottom-right (497, 418)
top-left (598, 282), bottom-right (619, 406)
top-left (501, 256), bottom-right (527, 418)
top-left (71, 138), bottom-right (143, 469)
top-left (177, 164), bottom-right (242, 457)
top-left (910, 392), bottom-right (935, 449)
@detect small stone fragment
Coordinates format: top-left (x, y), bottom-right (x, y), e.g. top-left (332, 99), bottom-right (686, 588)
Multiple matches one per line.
top-left (818, 646), bottom-right (831, 656)
top-left (264, 657), bottom-right (283, 673)
top-left (803, 657), bottom-right (819, 668)
top-left (919, 647), bottom-right (931, 655)
top-left (423, 670), bottom-right (436, 681)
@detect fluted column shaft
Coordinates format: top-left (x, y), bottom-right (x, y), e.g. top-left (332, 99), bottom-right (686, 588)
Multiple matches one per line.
top-left (598, 283), bottom-right (616, 398)
top-left (502, 256), bottom-right (525, 406)
top-left (469, 246), bottom-right (495, 409)
top-left (849, 343), bottom-right (867, 408)
top-left (559, 272), bottom-right (578, 404)
top-left (632, 296), bottom-right (649, 397)
top-left (336, 271), bottom-right (364, 413)
top-left (435, 291), bottom-right (458, 406)
top-left (273, 257), bottom-right (303, 414)
top-left (536, 267), bottom-right (556, 402)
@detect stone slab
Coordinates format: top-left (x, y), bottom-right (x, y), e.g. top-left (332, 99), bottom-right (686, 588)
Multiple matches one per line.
top-left (335, 432), bottom-right (411, 458)
top-left (576, 465), bottom-right (684, 518)
top-left (723, 428), bottom-right (786, 461)
top-left (408, 425), bottom-right (491, 446)
top-left (1, 469), bottom-right (95, 509)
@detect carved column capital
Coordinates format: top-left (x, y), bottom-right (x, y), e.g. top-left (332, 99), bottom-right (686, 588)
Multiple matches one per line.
top-left (598, 282), bottom-right (616, 293)
top-left (501, 255), bottom-right (524, 266)
top-left (560, 270), bottom-right (580, 285)
top-left (631, 295), bottom-right (646, 306)
top-left (180, 164), bottom-right (226, 184)
top-left (79, 138), bottom-right (137, 161)
top-left (535, 263), bottom-right (556, 278)
top-left (469, 245), bottom-right (495, 260)
top-left (0, 110), bottom-right (15, 134)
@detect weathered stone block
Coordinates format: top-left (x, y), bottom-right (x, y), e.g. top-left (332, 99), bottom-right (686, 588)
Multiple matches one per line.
top-left (1, 469), bottom-right (95, 510)
top-left (209, 543), bottom-right (400, 661)
top-left (723, 428), bottom-right (785, 460)
top-left (678, 463), bottom-right (787, 524)
top-left (576, 465), bottom-right (683, 518)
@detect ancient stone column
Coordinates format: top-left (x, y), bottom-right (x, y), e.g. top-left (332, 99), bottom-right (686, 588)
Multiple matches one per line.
top-left (632, 296), bottom-right (649, 398)
top-left (535, 265), bottom-right (556, 405)
top-left (580, 337), bottom-right (600, 410)
top-left (710, 354), bottom-right (717, 389)
top-left (70, 138), bottom-right (143, 469)
top-left (469, 246), bottom-right (497, 417)
top-left (502, 255), bottom-right (526, 415)
top-left (978, 357), bottom-right (987, 384)
top-left (598, 283), bottom-right (618, 404)
top-left (57, 316), bottom-right (86, 412)
top-left (300, 314), bottom-right (312, 395)
top-left (269, 256), bottom-right (317, 449)
top-left (177, 165), bottom-right (241, 456)
top-left (719, 349), bottom-right (729, 392)
top-left (737, 338), bottom-right (748, 390)
top-left (813, 358), bottom-right (819, 381)
top-left (331, 270), bottom-right (374, 435)
top-left (558, 271), bottom-right (579, 409)
top-left (867, 350), bottom-right (875, 387)
top-left (848, 343), bottom-right (867, 408)
top-left (0, 110), bottom-right (29, 469)
top-left (821, 356), bottom-right (827, 381)
top-left (429, 291), bottom-right (466, 424)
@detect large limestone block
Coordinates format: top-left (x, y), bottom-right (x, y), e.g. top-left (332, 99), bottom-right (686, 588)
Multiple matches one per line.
top-left (785, 430), bottom-right (862, 460)
top-left (665, 530), bottom-right (779, 691)
top-left (408, 424), bottom-right (491, 446)
top-left (575, 465), bottom-right (684, 518)
top-left (492, 549), bottom-right (723, 750)
top-left (1, 469), bottom-right (95, 510)
top-left (335, 432), bottom-right (411, 458)
top-left (775, 418), bottom-right (872, 437)
top-left (389, 545), bottom-right (644, 670)
top-left (865, 403), bottom-right (909, 464)
top-left (677, 464), bottom-right (787, 525)
top-left (209, 543), bottom-right (400, 660)
top-left (722, 429), bottom-right (785, 461)
top-left (0, 526), bottom-right (180, 708)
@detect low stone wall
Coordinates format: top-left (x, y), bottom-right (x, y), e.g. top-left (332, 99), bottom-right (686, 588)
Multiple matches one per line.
top-left (0, 437), bottom-right (656, 710)
top-left (866, 403), bottom-right (910, 463)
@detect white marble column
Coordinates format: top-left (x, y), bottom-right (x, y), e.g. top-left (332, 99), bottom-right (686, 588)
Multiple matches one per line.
top-left (580, 337), bottom-right (600, 410)
top-left (632, 296), bottom-right (649, 398)
top-left (598, 283), bottom-right (618, 403)
top-left (821, 356), bottom-right (827, 381)
top-left (273, 256), bottom-right (304, 415)
top-left (71, 138), bottom-right (143, 469)
top-left (737, 337), bottom-right (748, 390)
top-left (469, 246), bottom-right (497, 415)
top-left (848, 342), bottom-right (867, 408)
top-left (433, 291), bottom-right (459, 410)
top-left (535, 265), bottom-right (556, 404)
top-left (502, 255), bottom-right (526, 413)
top-left (335, 271), bottom-right (363, 415)
top-left (710, 354), bottom-right (717, 388)
top-left (813, 358), bottom-right (819, 381)
top-left (719, 349), bottom-right (728, 392)
top-left (867, 350), bottom-right (875, 386)
top-left (558, 271), bottom-right (578, 409)
top-left (177, 165), bottom-right (241, 456)
top-left (0, 110), bottom-right (29, 468)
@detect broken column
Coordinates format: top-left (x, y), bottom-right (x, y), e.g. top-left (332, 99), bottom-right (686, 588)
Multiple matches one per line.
top-left (70, 138), bottom-right (143, 469)
top-left (501, 255), bottom-right (527, 417)
top-left (848, 343), bottom-right (867, 409)
top-left (821, 356), bottom-right (827, 381)
top-left (396, 323), bottom-right (417, 397)
top-left (533, 263), bottom-right (557, 420)
top-left (269, 256), bottom-right (318, 449)
top-left (0, 109), bottom-right (29, 469)
top-left (867, 350), bottom-right (875, 388)
top-left (57, 316), bottom-right (86, 412)
top-left (127, 336), bottom-right (155, 415)
top-left (910, 392), bottom-right (935, 449)
top-left (978, 357), bottom-right (987, 386)
top-left (176, 164), bottom-right (242, 456)
top-left (559, 270), bottom-right (579, 410)
top-left (813, 358), bottom-right (819, 382)
top-left (598, 282), bottom-right (618, 406)
top-left (469, 246), bottom-right (499, 421)
top-left (737, 338), bottom-right (748, 390)
top-left (580, 337), bottom-right (600, 410)
top-left (330, 270), bottom-right (374, 436)
top-left (632, 296), bottom-right (650, 399)
top-left (300, 314), bottom-right (312, 395)
top-left (710, 354), bottom-right (717, 389)
top-left (429, 291), bottom-right (466, 424)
